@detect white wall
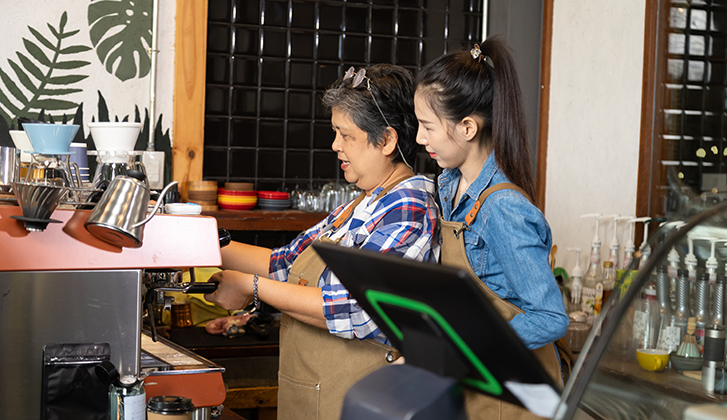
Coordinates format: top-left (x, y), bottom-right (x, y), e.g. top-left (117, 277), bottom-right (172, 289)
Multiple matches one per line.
top-left (545, 1), bottom-right (646, 273)
top-left (0, 0), bottom-right (176, 143)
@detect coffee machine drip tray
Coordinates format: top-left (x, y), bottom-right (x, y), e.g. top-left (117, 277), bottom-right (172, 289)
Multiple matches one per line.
top-left (141, 330), bottom-right (226, 408)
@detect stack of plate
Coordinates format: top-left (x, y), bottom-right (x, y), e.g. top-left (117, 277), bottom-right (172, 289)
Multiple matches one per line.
top-left (258, 191), bottom-right (291, 210)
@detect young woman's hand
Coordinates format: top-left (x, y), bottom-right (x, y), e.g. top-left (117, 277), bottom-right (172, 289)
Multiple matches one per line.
top-left (204, 270), bottom-right (254, 310)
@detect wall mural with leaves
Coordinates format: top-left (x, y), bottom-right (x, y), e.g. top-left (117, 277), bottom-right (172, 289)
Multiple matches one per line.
top-left (0, 12), bottom-right (90, 126)
top-left (0, 0), bottom-right (176, 184)
top-left (89, 0), bottom-right (152, 82)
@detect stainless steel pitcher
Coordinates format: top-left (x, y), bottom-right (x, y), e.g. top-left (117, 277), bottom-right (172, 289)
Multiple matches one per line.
top-left (0, 146), bottom-right (20, 193)
top-left (85, 175), bottom-right (178, 248)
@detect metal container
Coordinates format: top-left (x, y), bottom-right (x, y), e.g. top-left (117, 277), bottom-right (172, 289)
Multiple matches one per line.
top-left (0, 146), bottom-right (19, 193)
top-left (0, 269), bottom-right (143, 419)
top-left (703, 325), bottom-right (726, 392)
top-left (11, 180), bottom-right (69, 231)
top-left (85, 175), bottom-right (177, 247)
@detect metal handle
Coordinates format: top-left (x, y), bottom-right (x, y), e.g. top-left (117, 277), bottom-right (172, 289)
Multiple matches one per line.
top-left (133, 161), bottom-right (149, 188)
top-left (184, 283), bottom-right (218, 294)
top-left (69, 161), bottom-right (82, 188)
top-left (132, 180), bottom-right (178, 228)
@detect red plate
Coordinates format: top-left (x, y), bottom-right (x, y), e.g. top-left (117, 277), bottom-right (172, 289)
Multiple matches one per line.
top-left (257, 191), bottom-right (290, 199)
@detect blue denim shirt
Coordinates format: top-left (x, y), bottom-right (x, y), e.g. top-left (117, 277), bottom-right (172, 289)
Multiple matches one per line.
top-left (437, 152), bottom-right (568, 350)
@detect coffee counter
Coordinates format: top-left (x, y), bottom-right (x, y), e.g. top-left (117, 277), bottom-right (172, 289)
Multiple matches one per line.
top-left (575, 351), bottom-right (727, 420)
top-left (202, 209), bottom-right (328, 232)
top-left (598, 352), bottom-right (727, 404)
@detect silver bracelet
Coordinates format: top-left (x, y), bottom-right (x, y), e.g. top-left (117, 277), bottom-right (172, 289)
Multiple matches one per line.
top-left (252, 273), bottom-right (261, 313)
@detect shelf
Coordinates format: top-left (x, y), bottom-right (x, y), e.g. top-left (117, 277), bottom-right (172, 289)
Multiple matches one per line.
top-left (203, 209), bottom-right (328, 232)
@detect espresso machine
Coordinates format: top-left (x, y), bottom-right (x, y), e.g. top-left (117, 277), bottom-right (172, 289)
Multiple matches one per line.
top-left (0, 205), bottom-right (226, 419)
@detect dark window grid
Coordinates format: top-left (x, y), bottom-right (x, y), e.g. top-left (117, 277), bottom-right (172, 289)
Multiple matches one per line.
top-left (668, 4), bottom-right (727, 189)
top-left (205, 0), bottom-right (481, 190)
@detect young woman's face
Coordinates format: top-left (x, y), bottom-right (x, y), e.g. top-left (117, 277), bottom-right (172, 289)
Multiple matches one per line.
top-left (331, 108), bottom-right (391, 194)
top-left (414, 92), bottom-right (468, 169)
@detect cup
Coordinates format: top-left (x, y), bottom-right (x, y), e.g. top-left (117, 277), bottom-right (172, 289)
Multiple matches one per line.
top-left (636, 348), bottom-right (669, 371)
top-left (171, 302), bottom-right (193, 328)
top-left (147, 396), bottom-right (195, 420)
top-left (9, 130), bottom-right (33, 162)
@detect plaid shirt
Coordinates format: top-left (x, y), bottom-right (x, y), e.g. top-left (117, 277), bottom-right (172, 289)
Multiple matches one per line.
top-left (269, 175), bottom-right (439, 344)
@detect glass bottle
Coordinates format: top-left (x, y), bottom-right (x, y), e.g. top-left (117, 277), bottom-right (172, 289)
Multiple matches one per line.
top-left (674, 268), bottom-right (691, 335)
top-left (631, 286), bottom-right (660, 358)
top-left (655, 265), bottom-right (672, 322)
top-left (694, 272), bottom-right (710, 354)
top-left (109, 375), bottom-right (146, 420)
top-left (657, 268), bottom-right (690, 355)
top-left (581, 244), bottom-right (603, 322)
top-left (602, 261), bottom-right (616, 304)
top-left (711, 276), bottom-right (725, 327)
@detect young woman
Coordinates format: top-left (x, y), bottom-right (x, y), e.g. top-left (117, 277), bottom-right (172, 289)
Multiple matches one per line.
top-left (204, 64), bottom-right (439, 420)
top-left (415, 39), bottom-right (569, 419)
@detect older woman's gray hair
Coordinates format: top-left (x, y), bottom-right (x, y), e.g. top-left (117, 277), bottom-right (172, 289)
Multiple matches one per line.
top-left (322, 64), bottom-right (418, 166)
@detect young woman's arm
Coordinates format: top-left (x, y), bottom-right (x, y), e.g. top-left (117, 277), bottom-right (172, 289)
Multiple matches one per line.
top-left (483, 193), bottom-right (569, 350)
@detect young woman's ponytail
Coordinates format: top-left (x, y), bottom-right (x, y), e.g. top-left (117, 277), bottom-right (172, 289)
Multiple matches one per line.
top-left (481, 39), bottom-right (535, 201)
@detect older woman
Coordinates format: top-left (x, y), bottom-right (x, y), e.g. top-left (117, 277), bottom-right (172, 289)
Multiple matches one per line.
top-left (204, 63), bottom-right (439, 420)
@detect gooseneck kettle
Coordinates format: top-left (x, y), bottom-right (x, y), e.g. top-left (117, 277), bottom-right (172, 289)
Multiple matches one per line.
top-left (85, 169), bottom-right (178, 248)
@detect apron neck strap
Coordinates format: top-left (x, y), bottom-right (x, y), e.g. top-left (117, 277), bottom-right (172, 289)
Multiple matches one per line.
top-left (331, 175), bottom-right (413, 231)
top-left (463, 183), bottom-right (532, 226)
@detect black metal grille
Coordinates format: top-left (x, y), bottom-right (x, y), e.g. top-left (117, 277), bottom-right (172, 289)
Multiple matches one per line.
top-left (203, 0), bottom-right (483, 192)
top-left (661, 0), bottom-right (727, 213)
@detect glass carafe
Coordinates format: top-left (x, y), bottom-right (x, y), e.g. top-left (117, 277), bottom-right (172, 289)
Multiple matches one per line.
top-left (91, 150), bottom-right (147, 189)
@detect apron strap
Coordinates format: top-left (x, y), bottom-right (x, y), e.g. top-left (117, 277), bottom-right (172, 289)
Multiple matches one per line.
top-left (463, 183), bottom-right (532, 227)
top-left (330, 175), bottom-right (413, 232)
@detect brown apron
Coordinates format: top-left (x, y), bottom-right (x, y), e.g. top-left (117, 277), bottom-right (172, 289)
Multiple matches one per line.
top-left (277, 176), bottom-right (410, 420)
top-left (439, 183), bottom-right (573, 420)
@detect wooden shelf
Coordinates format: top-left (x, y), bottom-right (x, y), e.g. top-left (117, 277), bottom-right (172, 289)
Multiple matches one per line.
top-left (203, 209), bottom-right (328, 232)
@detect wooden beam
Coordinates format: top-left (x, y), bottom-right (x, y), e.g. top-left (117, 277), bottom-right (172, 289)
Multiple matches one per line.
top-left (636, 0), bottom-right (668, 241)
top-left (536, 0), bottom-right (554, 212)
top-left (173, 0), bottom-right (208, 199)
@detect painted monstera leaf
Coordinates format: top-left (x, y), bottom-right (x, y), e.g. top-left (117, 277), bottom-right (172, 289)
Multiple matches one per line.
top-left (88, 0), bottom-right (152, 81)
top-left (0, 12), bottom-right (91, 127)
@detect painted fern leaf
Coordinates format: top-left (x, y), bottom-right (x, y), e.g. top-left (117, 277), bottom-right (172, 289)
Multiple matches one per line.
top-left (88, 0), bottom-right (152, 82)
top-left (0, 12), bottom-right (91, 127)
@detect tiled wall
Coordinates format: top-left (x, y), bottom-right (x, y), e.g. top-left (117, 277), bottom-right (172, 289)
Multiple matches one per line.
top-left (203, 0), bottom-right (483, 192)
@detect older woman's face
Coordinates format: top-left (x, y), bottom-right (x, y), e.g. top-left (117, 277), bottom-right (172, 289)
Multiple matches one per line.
top-left (331, 108), bottom-right (392, 195)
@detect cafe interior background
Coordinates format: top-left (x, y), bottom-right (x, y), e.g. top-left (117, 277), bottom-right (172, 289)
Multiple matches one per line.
top-left (1, 0), bottom-right (722, 415)
top-left (0, 0), bottom-right (657, 264)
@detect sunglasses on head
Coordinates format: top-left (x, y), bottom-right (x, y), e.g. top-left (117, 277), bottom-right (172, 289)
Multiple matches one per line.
top-left (343, 67), bottom-right (391, 128)
top-left (342, 67), bottom-right (413, 171)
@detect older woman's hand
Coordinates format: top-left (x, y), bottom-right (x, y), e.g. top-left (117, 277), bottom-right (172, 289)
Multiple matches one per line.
top-left (204, 270), bottom-right (254, 311)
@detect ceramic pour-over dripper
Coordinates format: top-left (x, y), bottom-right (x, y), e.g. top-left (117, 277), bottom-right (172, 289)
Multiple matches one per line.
top-left (88, 122), bottom-right (142, 156)
top-left (10, 181), bottom-right (68, 231)
top-left (22, 123), bottom-right (79, 155)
